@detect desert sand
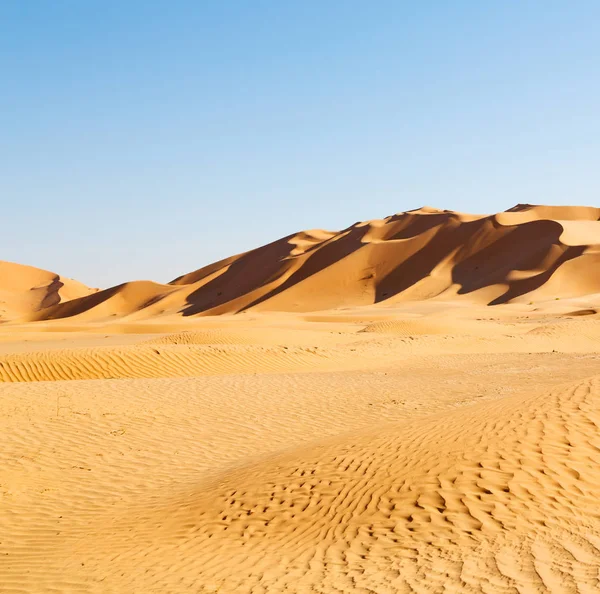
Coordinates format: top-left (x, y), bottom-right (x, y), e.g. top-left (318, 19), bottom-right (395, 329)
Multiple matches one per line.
top-left (2, 204), bottom-right (600, 593)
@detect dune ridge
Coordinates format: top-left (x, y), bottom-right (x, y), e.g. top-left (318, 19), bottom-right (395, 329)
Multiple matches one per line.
top-left (3, 204), bottom-right (596, 324)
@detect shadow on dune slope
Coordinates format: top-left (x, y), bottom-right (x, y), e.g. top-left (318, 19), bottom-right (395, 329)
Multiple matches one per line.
top-left (22, 205), bottom-right (600, 321)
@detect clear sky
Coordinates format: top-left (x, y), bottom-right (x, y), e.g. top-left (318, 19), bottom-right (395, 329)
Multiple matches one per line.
top-left (1, 1), bottom-right (599, 288)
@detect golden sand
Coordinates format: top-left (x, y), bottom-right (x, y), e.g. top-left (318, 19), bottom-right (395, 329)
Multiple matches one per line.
top-left (2, 204), bottom-right (600, 592)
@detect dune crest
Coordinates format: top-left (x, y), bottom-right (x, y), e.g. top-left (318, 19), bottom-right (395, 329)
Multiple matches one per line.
top-left (14, 204), bottom-right (599, 323)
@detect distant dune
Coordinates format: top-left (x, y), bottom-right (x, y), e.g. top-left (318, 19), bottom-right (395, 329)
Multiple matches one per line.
top-left (9, 203), bottom-right (596, 323)
top-left (0, 261), bottom-right (96, 321)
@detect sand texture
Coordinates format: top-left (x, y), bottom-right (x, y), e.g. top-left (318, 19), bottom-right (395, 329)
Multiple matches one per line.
top-left (2, 204), bottom-right (600, 592)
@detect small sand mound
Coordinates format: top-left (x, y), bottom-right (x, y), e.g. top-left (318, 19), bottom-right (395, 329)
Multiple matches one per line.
top-left (361, 319), bottom-right (454, 335)
top-left (141, 327), bottom-right (356, 347)
top-left (527, 319), bottom-right (600, 340)
top-left (143, 330), bottom-right (259, 345)
top-left (360, 318), bottom-right (494, 336)
top-left (563, 308), bottom-right (598, 317)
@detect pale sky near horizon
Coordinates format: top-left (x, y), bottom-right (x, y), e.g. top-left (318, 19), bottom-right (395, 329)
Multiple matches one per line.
top-left (1, 1), bottom-right (599, 288)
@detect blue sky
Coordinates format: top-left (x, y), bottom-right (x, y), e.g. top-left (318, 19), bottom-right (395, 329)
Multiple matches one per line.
top-left (1, 1), bottom-right (599, 287)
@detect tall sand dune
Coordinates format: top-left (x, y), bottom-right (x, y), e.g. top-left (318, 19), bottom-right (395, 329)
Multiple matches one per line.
top-left (20, 203), bottom-right (600, 323)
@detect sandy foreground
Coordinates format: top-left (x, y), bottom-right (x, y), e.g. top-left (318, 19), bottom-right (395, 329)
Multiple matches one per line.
top-left (2, 299), bottom-right (600, 593)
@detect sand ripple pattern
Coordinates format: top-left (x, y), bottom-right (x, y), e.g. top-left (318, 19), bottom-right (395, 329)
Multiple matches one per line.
top-left (360, 318), bottom-right (497, 336)
top-left (142, 329), bottom-right (282, 345)
top-left (7, 374), bottom-right (598, 593)
top-left (109, 376), bottom-right (600, 593)
top-left (0, 344), bottom-right (331, 382)
top-left (527, 319), bottom-right (600, 341)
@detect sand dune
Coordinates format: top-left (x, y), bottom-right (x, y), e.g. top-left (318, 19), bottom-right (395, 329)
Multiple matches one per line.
top-left (0, 260), bottom-right (95, 321)
top-left (3, 203), bottom-right (600, 593)
top-left (12, 204), bottom-right (599, 324)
